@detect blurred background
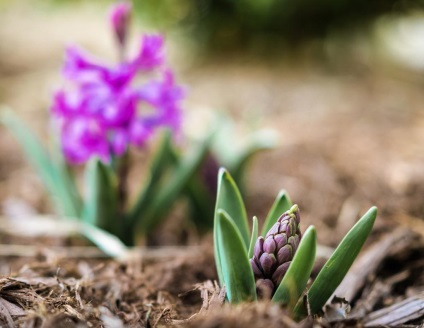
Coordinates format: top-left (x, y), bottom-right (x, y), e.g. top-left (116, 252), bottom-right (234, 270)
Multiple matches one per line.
top-left (1, 0), bottom-right (424, 244)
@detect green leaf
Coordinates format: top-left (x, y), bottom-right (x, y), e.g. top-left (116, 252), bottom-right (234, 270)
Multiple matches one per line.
top-left (216, 209), bottom-right (257, 303)
top-left (137, 134), bottom-right (212, 233)
top-left (248, 216), bottom-right (258, 259)
top-left (82, 222), bottom-right (128, 258)
top-left (214, 168), bottom-right (250, 285)
top-left (215, 168), bottom-right (250, 247)
top-left (81, 158), bottom-right (119, 235)
top-left (184, 174), bottom-right (215, 232)
top-left (293, 206), bottom-right (377, 320)
top-left (272, 226), bottom-right (316, 311)
top-left (261, 190), bottom-right (292, 236)
top-left (0, 110), bottom-right (80, 217)
top-left (230, 130), bottom-right (277, 189)
top-left (127, 131), bottom-right (174, 226)
top-left (210, 115), bottom-right (276, 172)
top-left (51, 146), bottom-right (82, 215)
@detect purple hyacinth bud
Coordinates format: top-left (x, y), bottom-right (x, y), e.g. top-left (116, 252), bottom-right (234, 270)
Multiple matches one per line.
top-left (256, 279), bottom-right (274, 300)
top-left (250, 258), bottom-right (263, 278)
top-left (259, 253), bottom-right (277, 276)
top-left (109, 1), bottom-right (132, 48)
top-left (272, 262), bottom-right (291, 286)
top-left (277, 244), bottom-right (292, 263)
top-left (286, 220), bottom-right (294, 236)
top-left (288, 235), bottom-right (300, 253)
top-left (280, 221), bottom-right (288, 234)
top-left (294, 208), bottom-right (300, 224)
top-left (254, 236), bottom-right (264, 259)
top-left (250, 204), bottom-right (302, 298)
top-left (265, 222), bottom-right (280, 238)
top-left (263, 237), bottom-right (277, 254)
top-left (274, 233), bottom-right (287, 249)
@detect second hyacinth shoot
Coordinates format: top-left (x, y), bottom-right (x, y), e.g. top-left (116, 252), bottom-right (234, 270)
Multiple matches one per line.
top-left (213, 168), bottom-right (377, 320)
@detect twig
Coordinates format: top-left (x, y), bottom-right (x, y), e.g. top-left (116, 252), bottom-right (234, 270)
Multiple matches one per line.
top-left (153, 306), bottom-right (170, 328)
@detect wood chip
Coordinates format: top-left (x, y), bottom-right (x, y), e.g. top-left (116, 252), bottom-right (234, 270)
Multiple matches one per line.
top-left (350, 269), bottom-right (410, 319)
top-left (0, 297), bottom-right (24, 326)
top-left (364, 294), bottom-right (424, 326)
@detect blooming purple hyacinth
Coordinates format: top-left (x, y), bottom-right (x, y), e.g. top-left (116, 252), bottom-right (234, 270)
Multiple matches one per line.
top-left (51, 6), bottom-right (184, 165)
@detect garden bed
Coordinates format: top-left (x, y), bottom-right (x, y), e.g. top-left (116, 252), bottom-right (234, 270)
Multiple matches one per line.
top-left (0, 221), bottom-right (422, 327)
top-left (1, 2), bottom-right (424, 326)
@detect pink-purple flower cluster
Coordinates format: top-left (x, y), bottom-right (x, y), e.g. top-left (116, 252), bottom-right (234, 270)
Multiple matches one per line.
top-left (51, 4), bottom-right (184, 165)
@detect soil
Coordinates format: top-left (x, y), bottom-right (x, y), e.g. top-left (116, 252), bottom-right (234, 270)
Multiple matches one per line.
top-left (0, 2), bottom-right (424, 327)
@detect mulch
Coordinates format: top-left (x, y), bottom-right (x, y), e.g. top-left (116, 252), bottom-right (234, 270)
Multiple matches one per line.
top-left (1, 4), bottom-right (424, 324)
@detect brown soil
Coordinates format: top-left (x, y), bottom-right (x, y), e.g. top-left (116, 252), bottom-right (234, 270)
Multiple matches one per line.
top-left (0, 2), bottom-right (424, 327)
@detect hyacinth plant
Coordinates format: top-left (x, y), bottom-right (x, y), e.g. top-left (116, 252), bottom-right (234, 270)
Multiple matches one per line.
top-left (214, 168), bottom-right (377, 320)
top-left (0, 2), bottom-right (189, 254)
top-left (0, 2), bottom-right (274, 255)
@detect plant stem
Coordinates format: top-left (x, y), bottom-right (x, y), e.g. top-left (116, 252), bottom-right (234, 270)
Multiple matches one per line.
top-left (117, 152), bottom-right (130, 237)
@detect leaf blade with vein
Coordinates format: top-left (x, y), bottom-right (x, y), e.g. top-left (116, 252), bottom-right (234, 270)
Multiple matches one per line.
top-left (272, 225), bottom-right (316, 311)
top-left (293, 206), bottom-right (378, 320)
top-left (217, 209), bottom-right (257, 303)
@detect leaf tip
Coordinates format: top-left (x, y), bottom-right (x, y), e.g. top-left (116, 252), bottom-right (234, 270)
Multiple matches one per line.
top-left (218, 167), bottom-right (228, 175)
top-left (277, 189), bottom-right (287, 198)
top-left (363, 206), bottom-right (378, 223)
top-left (304, 225), bottom-right (316, 236)
top-left (216, 208), bottom-right (229, 220)
top-left (217, 167), bottom-right (230, 184)
top-left (369, 206), bottom-right (378, 215)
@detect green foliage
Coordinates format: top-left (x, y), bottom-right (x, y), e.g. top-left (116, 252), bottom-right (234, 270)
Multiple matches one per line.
top-left (248, 216), bottom-right (258, 259)
top-left (1, 110), bottom-right (215, 253)
top-left (216, 210), bottom-right (257, 303)
top-left (81, 222), bottom-right (129, 259)
top-left (126, 131), bottom-right (175, 231)
top-left (212, 121), bottom-right (277, 191)
top-left (213, 169), bottom-right (377, 321)
top-left (0, 110), bottom-right (81, 218)
top-left (2, 104), bottom-right (271, 256)
top-left (293, 206), bottom-right (378, 320)
top-left (82, 158), bottom-right (119, 233)
top-left (185, 116), bottom-right (277, 233)
top-left (214, 168), bottom-right (250, 248)
top-left (131, 132), bottom-right (213, 235)
top-left (0, 110), bottom-right (131, 256)
top-left (214, 168), bottom-right (250, 285)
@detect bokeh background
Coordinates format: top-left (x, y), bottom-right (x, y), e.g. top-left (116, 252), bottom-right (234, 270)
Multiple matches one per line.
top-left (1, 0), bottom-right (424, 245)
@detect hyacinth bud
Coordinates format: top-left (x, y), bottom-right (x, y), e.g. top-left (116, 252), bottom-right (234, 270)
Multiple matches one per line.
top-left (250, 204), bottom-right (302, 297)
top-left (109, 1), bottom-right (132, 48)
